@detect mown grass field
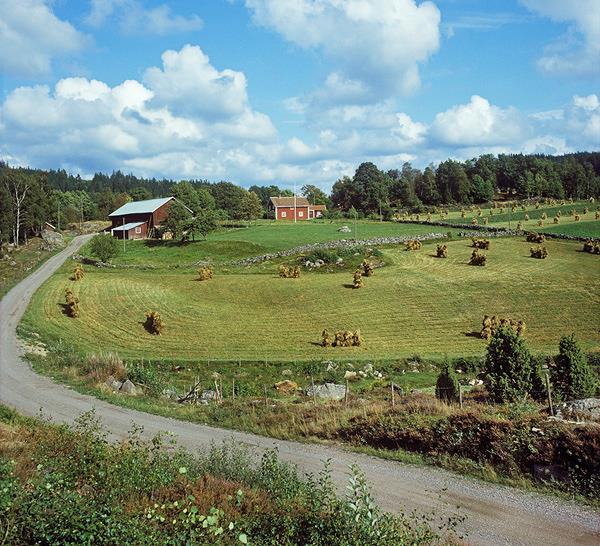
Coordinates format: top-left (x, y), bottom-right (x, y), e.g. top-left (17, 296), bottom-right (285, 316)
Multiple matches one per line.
top-left (438, 200), bottom-right (600, 237)
top-left (82, 221), bottom-right (459, 267)
top-left (22, 235), bottom-right (600, 362)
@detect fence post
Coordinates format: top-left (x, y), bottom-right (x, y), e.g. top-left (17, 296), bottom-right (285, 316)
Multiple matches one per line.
top-left (264, 385), bottom-right (268, 407)
top-left (345, 379), bottom-right (349, 408)
top-left (544, 371), bottom-right (554, 416)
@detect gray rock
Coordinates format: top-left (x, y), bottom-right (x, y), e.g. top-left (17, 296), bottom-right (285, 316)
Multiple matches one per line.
top-left (41, 229), bottom-right (65, 251)
top-left (105, 375), bottom-right (123, 392)
top-left (201, 390), bottom-right (218, 401)
top-left (161, 387), bottom-right (179, 399)
top-left (555, 398), bottom-right (600, 421)
top-left (338, 225), bottom-right (352, 233)
top-left (120, 379), bottom-right (138, 395)
top-left (305, 382), bottom-right (347, 401)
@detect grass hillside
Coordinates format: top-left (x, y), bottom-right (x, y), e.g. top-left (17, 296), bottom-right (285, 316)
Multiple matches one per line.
top-left (82, 221), bottom-right (458, 267)
top-left (22, 236), bottom-right (599, 362)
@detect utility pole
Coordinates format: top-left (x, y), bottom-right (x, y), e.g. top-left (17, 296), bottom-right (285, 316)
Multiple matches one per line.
top-left (122, 217), bottom-right (126, 253)
top-left (293, 184), bottom-right (297, 224)
top-left (57, 201), bottom-right (61, 231)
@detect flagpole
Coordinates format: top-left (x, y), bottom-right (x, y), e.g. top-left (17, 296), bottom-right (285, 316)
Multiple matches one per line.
top-left (294, 184), bottom-right (297, 224)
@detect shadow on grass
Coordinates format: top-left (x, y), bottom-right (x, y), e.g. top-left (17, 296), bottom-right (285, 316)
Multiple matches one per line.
top-left (464, 331), bottom-right (482, 338)
top-left (342, 283), bottom-right (357, 289)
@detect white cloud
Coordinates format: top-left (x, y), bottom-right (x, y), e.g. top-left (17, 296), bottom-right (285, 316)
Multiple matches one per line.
top-left (520, 0), bottom-right (600, 75)
top-left (573, 94), bottom-right (599, 111)
top-left (245, 0), bottom-right (440, 97)
top-left (0, 0), bottom-right (87, 77)
top-left (430, 95), bottom-right (528, 146)
top-left (86, 0), bottom-right (202, 35)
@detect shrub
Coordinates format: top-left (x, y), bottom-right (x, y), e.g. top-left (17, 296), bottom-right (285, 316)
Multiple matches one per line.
top-left (435, 244), bottom-right (448, 258)
top-left (483, 326), bottom-right (534, 403)
top-left (305, 249), bottom-right (339, 264)
top-left (144, 311), bottom-right (164, 335)
top-left (530, 246), bottom-right (548, 259)
top-left (73, 263), bottom-right (84, 281)
top-left (83, 352), bottom-right (125, 382)
top-left (197, 266), bottom-right (213, 281)
top-left (435, 363), bottom-right (459, 403)
top-left (469, 249), bottom-right (486, 266)
top-left (526, 232), bottom-right (545, 244)
top-left (471, 238), bottom-right (490, 249)
top-left (550, 334), bottom-right (597, 401)
top-left (404, 240), bottom-right (422, 251)
top-left (64, 288), bottom-right (79, 318)
top-left (89, 234), bottom-right (120, 263)
top-left (353, 269), bottom-right (363, 288)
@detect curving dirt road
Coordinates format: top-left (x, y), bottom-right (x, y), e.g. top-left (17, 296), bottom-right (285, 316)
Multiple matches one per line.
top-left (0, 235), bottom-right (598, 545)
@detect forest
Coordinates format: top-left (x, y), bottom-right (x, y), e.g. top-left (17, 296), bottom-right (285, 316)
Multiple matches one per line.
top-left (1, 152), bottom-right (599, 245)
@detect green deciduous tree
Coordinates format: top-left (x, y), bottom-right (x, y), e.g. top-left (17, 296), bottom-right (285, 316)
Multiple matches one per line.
top-left (89, 234), bottom-right (120, 262)
top-left (483, 326), bottom-right (534, 403)
top-left (237, 191), bottom-right (264, 221)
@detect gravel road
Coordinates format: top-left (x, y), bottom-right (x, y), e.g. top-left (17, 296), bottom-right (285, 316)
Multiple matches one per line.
top-left (0, 235), bottom-right (598, 545)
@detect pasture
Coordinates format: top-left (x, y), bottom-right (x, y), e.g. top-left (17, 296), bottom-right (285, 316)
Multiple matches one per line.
top-left (22, 235), bottom-right (600, 362)
top-left (84, 220), bottom-right (460, 267)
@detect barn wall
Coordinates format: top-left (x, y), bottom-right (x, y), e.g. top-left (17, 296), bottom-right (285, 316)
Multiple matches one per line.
top-left (276, 206), bottom-right (310, 220)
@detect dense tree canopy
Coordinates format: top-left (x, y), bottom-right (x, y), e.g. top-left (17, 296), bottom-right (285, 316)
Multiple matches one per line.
top-left (1, 151), bottom-right (598, 243)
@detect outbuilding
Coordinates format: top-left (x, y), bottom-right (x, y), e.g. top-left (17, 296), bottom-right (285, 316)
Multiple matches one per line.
top-left (109, 196), bottom-right (186, 239)
top-left (269, 196), bottom-right (326, 221)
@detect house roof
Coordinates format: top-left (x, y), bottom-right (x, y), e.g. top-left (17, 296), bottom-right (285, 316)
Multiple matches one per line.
top-left (311, 204), bottom-right (327, 211)
top-left (270, 196), bottom-right (310, 208)
top-left (112, 221), bottom-right (146, 231)
top-left (109, 197), bottom-right (174, 217)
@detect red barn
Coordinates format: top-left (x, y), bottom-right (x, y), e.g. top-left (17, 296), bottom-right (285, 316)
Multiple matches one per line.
top-left (109, 197), bottom-right (185, 239)
top-left (269, 196), bottom-right (326, 221)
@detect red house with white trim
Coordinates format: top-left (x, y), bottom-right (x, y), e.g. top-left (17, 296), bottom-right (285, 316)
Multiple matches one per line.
top-left (269, 196), bottom-right (326, 221)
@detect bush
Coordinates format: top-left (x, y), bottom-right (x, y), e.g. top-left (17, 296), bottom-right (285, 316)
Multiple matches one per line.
top-left (435, 363), bottom-right (459, 403)
top-left (82, 352), bottom-right (125, 382)
top-left (483, 326), bottom-right (534, 403)
top-left (305, 249), bottom-right (339, 264)
top-left (89, 234), bottom-right (120, 263)
top-left (530, 246), bottom-right (548, 259)
top-left (551, 334), bottom-right (597, 401)
top-left (144, 311), bottom-right (164, 335)
top-left (468, 249), bottom-right (486, 266)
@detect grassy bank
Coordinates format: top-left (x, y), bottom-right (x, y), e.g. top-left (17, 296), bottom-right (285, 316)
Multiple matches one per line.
top-left (0, 405), bottom-right (462, 545)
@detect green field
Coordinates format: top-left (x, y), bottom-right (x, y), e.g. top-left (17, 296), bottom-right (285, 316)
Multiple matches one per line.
top-left (82, 221), bottom-right (458, 267)
top-left (22, 235), bottom-right (600, 362)
top-left (436, 200), bottom-right (600, 237)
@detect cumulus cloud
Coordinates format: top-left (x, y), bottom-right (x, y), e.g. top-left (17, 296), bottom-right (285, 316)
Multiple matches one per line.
top-left (0, 0), bottom-right (87, 77)
top-left (86, 0), bottom-right (203, 35)
top-left (430, 95), bottom-right (528, 146)
top-left (245, 0), bottom-right (441, 97)
top-left (520, 0), bottom-right (600, 75)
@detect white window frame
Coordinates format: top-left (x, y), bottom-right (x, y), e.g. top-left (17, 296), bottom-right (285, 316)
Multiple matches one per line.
top-left (298, 210), bottom-right (304, 217)
top-left (281, 211), bottom-right (287, 218)
top-left (135, 226), bottom-right (142, 234)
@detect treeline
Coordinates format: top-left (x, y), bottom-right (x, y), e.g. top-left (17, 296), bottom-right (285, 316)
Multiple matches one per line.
top-left (332, 152), bottom-right (600, 216)
top-left (1, 152), bottom-right (599, 245)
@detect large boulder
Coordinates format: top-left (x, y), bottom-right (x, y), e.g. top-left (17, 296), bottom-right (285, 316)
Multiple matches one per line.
top-left (120, 379), bottom-right (138, 395)
top-left (41, 229), bottom-right (65, 251)
top-left (305, 382), bottom-right (347, 401)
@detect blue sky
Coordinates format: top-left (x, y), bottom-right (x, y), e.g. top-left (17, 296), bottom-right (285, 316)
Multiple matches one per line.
top-left (0, 0), bottom-right (598, 189)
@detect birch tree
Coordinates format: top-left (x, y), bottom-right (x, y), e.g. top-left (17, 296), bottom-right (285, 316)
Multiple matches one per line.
top-left (2, 171), bottom-right (30, 247)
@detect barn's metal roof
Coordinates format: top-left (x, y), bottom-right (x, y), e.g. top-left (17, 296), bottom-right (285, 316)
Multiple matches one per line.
top-left (109, 197), bottom-right (173, 217)
top-left (112, 221), bottom-right (146, 231)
